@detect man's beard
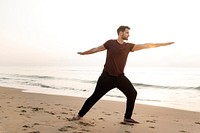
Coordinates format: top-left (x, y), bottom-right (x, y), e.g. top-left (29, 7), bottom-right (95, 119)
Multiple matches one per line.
top-left (122, 36), bottom-right (128, 40)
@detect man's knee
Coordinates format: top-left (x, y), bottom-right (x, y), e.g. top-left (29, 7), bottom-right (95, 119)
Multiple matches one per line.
top-left (134, 89), bottom-right (137, 97)
top-left (128, 89), bottom-right (137, 100)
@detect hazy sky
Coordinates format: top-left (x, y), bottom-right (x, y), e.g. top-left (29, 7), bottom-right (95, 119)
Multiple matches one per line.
top-left (0, 0), bottom-right (200, 67)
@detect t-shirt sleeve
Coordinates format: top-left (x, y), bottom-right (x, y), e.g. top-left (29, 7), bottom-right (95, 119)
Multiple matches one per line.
top-left (129, 43), bottom-right (135, 51)
top-left (103, 40), bottom-right (111, 49)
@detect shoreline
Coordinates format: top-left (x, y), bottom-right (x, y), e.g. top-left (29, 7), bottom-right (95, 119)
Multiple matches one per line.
top-left (2, 85), bottom-right (200, 113)
top-left (0, 86), bottom-right (200, 133)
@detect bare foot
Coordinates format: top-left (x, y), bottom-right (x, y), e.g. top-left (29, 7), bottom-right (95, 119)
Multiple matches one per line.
top-left (71, 114), bottom-right (82, 121)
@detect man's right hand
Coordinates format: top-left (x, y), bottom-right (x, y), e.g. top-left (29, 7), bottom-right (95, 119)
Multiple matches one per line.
top-left (77, 52), bottom-right (84, 55)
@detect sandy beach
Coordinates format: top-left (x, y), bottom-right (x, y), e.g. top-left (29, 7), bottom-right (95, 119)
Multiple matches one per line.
top-left (0, 86), bottom-right (199, 133)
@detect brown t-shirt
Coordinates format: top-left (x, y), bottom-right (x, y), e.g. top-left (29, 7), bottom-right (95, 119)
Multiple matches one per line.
top-left (103, 39), bottom-right (135, 76)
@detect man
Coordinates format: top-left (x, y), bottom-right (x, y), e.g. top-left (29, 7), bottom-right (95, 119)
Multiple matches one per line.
top-left (73, 25), bottom-right (174, 124)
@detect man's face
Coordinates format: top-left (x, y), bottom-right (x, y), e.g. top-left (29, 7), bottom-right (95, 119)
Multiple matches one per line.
top-left (121, 28), bottom-right (130, 40)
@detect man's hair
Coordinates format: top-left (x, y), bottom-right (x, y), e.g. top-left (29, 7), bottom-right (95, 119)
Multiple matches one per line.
top-left (117, 25), bottom-right (130, 35)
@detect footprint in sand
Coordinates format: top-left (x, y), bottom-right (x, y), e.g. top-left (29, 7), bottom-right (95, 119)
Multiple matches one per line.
top-left (32, 107), bottom-right (43, 112)
top-left (58, 125), bottom-right (76, 131)
top-left (17, 106), bottom-right (44, 112)
top-left (179, 130), bottom-right (189, 133)
top-left (29, 131), bottom-right (40, 133)
top-left (149, 126), bottom-right (155, 129)
top-left (81, 129), bottom-right (90, 132)
top-left (146, 120), bottom-right (156, 123)
top-left (102, 111), bottom-right (111, 116)
top-left (0, 116), bottom-right (8, 119)
top-left (17, 105), bottom-right (25, 108)
top-left (150, 115), bottom-right (157, 118)
top-left (78, 121), bottom-right (95, 127)
top-left (21, 110), bottom-right (27, 113)
top-left (57, 116), bottom-right (61, 119)
top-left (55, 104), bottom-right (62, 106)
top-left (98, 117), bottom-right (105, 121)
top-left (44, 111), bottom-right (55, 115)
top-left (61, 112), bottom-right (68, 115)
top-left (22, 125), bottom-right (32, 128)
top-left (195, 122), bottom-right (200, 125)
top-left (69, 109), bottom-right (74, 111)
top-left (66, 117), bottom-right (74, 121)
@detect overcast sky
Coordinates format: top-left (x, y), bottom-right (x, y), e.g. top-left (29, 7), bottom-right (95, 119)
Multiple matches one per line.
top-left (0, 0), bottom-right (200, 67)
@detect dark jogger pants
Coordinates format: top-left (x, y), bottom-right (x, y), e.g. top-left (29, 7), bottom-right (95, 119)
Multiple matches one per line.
top-left (78, 71), bottom-right (137, 119)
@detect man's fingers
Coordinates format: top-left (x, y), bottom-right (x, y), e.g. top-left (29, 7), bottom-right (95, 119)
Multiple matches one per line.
top-left (77, 52), bottom-right (84, 55)
top-left (167, 42), bottom-right (174, 45)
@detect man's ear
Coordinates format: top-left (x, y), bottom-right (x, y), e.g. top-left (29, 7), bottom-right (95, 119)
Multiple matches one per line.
top-left (119, 31), bottom-right (123, 36)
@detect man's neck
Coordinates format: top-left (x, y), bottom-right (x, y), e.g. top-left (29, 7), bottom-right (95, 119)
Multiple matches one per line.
top-left (117, 38), bottom-right (124, 45)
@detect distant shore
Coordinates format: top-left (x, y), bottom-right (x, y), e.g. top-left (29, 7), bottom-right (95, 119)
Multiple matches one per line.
top-left (0, 86), bottom-right (200, 133)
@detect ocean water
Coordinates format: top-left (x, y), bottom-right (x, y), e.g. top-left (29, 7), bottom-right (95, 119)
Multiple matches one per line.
top-left (0, 66), bottom-right (200, 112)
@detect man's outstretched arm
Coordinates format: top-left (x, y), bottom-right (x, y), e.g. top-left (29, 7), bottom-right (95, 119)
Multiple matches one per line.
top-left (77, 45), bottom-right (106, 55)
top-left (132, 42), bottom-right (174, 52)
